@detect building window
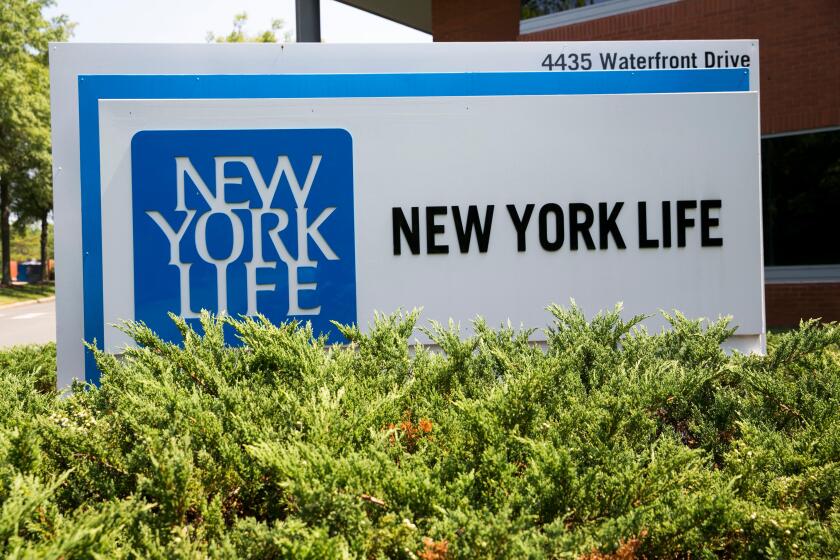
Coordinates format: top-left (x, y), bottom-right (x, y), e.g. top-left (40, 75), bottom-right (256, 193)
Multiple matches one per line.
top-left (762, 128), bottom-right (840, 266)
top-left (521, 0), bottom-right (613, 20)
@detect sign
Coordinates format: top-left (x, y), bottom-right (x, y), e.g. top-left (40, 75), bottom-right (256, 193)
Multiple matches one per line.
top-left (131, 128), bottom-right (356, 343)
top-left (50, 41), bottom-right (763, 387)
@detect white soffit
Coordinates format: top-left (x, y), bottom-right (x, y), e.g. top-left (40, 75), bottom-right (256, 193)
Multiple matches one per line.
top-left (335, 0), bottom-right (432, 33)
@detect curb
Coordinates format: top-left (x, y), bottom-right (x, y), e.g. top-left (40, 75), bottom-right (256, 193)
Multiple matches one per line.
top-left (0, 296), bottom-right (56, 310)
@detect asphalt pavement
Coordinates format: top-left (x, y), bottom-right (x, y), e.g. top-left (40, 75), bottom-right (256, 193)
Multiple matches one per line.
top-left (0, 299), bottom-right (56, 347)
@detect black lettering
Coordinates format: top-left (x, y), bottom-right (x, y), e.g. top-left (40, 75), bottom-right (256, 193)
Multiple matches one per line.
top-left (661, 201), bottom-right (672, 248)
top-left (507, 204), bottom-right (534, 252)
top-left (598, 202), bottom-right (626, 249)
top-left (392, 207), bottom-right (420, 255)
top-left (638, 202), bottom-right (659, 248)
top-left (676, 200), bottom-right (697, 247)
top-left (538, 203), bottom-right (564, 251)
top-left (452, 205), bottom-right (494, 253)
top-left (426, 206), bottom-right (449, 254)
top-left (700, 199), bottom-right (723, 247)
top-left (600, 52), bottom-right (617, 69)
top-left (569, 203), bottom-right (595, 251)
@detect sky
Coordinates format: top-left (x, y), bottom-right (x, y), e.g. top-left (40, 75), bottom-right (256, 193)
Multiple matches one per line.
top-left (43, 0), bottom-right (431, 44)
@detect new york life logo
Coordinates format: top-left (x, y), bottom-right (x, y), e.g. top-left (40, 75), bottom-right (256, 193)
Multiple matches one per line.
top-left (131, 129), bottom-right (356, 344)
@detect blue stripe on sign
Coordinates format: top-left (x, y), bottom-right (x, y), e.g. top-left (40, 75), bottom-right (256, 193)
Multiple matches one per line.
top-left (78, 69), bottom-right (750, 383)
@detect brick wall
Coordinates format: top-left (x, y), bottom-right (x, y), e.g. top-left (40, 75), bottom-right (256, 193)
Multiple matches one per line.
top-left (432, 0), bottom-right (519, 42)
top-left (519, 0), bottom-right (840, 135)
top-left (766, 283), bottom-right (840, 328)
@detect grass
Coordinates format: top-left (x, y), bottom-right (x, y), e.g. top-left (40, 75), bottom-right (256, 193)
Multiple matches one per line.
top-left (0, 282), bottom-right (55, 305)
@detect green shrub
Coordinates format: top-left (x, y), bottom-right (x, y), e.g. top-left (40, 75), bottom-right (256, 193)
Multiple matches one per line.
top-left (0, 305), bottom-right (837, 559)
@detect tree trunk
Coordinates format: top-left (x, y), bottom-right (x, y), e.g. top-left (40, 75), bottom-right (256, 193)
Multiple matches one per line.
top-left (40, 210), bottom-right (49, 282)
top-left (0, 177), bottom-right (10, 287)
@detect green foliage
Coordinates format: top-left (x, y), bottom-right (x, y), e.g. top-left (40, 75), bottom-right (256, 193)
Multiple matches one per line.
top-left (206, 12), bottom-right (290, 44)
top-left (0, 0), bottom-right (71, 284)
top-left (0, 305), bottom-right (838, 558)
top-left (0, 0), bottom-right (66, 173)
top-left (3, 222), bottom-right (53, 262)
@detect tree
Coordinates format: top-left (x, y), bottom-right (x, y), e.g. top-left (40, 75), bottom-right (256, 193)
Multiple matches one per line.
top-left (11, 161), bottom-right (52, 281)
top-left (8, 221), bottom-right (51, 262)
top-left (206, 12), bottom-right (291, 44)
top-left (0, 0), bottom-right (70, 286)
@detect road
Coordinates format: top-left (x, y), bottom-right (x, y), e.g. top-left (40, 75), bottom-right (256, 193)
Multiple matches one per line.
top-left (0, 300), bottom-right (56, 347)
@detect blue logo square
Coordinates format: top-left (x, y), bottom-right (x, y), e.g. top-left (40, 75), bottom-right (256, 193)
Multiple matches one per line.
top-left (131, 129), bottom-right (356, 344)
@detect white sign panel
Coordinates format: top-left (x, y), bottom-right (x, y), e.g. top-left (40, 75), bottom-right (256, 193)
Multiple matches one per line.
top-left (50, 42), bottom-right (763, 386)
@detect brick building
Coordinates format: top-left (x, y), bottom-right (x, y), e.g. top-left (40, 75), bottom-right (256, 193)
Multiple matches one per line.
top-left (340, 0), bottom-right (840, 327)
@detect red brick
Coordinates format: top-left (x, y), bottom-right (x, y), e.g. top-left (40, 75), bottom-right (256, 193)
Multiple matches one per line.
top-left (766, 283), bottom-right (840, 327)
top-left (515, 0), bottom-right (840, 135)
top-left (432, 0), bottom-right (519, 42)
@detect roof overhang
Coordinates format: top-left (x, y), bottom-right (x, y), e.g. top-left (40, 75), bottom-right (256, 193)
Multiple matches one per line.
top-left (334, 0), bottom-right (432, 34)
